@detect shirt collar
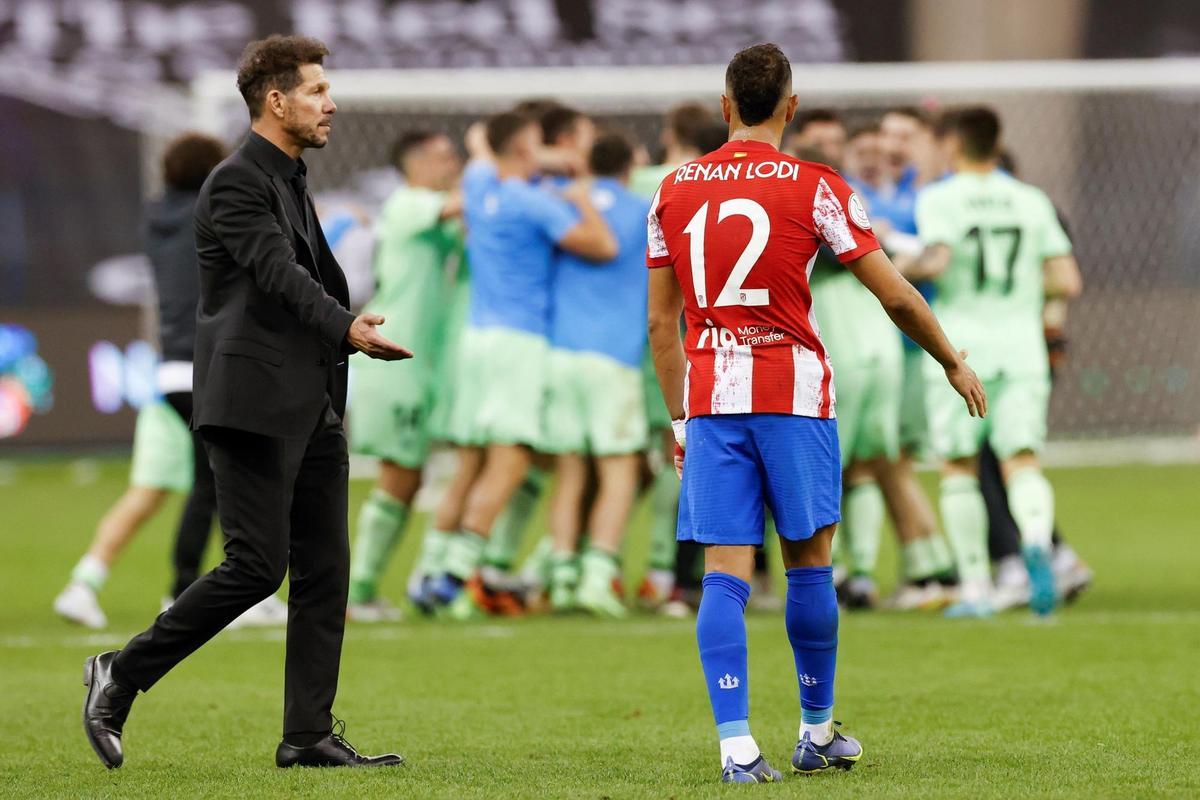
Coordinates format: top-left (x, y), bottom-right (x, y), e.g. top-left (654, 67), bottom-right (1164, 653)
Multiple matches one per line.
top-left (246, 130), bottom-right (303, 180)
top-left (719, 139), bottom-right (781, 155)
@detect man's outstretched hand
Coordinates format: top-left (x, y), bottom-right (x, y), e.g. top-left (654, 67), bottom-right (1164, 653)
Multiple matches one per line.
top-left (346, 314), bottom-right (412, 361)
top-left (945, 350), bottom-right (987, 418)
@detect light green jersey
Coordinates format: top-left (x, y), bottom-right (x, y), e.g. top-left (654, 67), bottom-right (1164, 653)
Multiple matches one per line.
top-left (362, 185), bottom-right (464, 375)
top-left (916, 170), bottom-right (1072, 379)
top-left (630, 162), bottom-right (677, 199)
top-left (809, 253), bottom-right (896, 373)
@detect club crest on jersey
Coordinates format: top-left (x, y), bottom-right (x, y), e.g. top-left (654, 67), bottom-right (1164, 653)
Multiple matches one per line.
top-left (848, 193), bottom-right (872, 230)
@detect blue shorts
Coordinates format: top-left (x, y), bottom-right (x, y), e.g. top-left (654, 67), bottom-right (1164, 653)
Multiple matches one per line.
top-left (678, 414), bottom-right (841, 546)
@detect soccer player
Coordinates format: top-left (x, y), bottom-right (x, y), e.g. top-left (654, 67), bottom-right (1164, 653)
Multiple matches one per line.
top-left (57, 133), bottom-right (286, 630)
top-left (800, 141), bottom-right (903, 611)
top-left (844, 116), bottom-right (959, 608)
top-left (910, 106), bottom-right (1081, 617)
top-left (345, 130), bottom-right (464, 621)
top-left (629, 103), bottom-right (717, 608)
top-left (54, 402), bottom-right (194, 629)
top-left (646, 44), bottom-right (985, 782)
top-left (783, 108), bottom-right (846, 164)
top-left (429, 111), bottom-right (616, 619)
top-left (542, 131), bottom-right (651, 617)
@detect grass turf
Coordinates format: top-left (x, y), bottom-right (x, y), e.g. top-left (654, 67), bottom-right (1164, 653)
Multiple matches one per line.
top-left (0, 457), bottom-right (1198, 798)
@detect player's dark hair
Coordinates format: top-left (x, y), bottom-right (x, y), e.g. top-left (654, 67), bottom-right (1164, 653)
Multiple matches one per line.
top-left (589, 130), bottom-right (635, 177)
top-left (997, 147), bottom-right (1019, 176)
top-left (793, 108), bottom-right (841, 134)
top-left (792, 146), bottom-right (836, 169)
top-left (513, 98), bottom-right (561, 119)
top-left (539, 105), bottom-right (587, 146)
top-left (846, 122), bottom-right (881, 142)
top-left (932, 109), bottom-right (958, 139)
top-left (486, 111), bottom-right (536, 156)
top-left (883, 105), bottom-right (932, 128)
top-left (665, 102), bottom-right (715, 150)
top-left (695, 120), bottom-right (729, 155)
top-left (390, 130), bottom-right (440, 174)
top-left (952, 106), bottom-right (1002, 161)
top-left (235, 35), bottom-right (330, 118)
top-left (725, 43), bottom-right (792, 126)
top-left (162, 133), bottom-right (226, 192)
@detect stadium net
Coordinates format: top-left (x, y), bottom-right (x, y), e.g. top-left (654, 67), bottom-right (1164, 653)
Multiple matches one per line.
top-left (190, 59), bottom-right (1200, 451)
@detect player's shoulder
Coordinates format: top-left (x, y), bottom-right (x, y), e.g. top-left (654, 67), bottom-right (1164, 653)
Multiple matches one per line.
top-left (1006, 174), bottom-right (1054, 205)
top-left (916, 173), bottom-right (962, 206)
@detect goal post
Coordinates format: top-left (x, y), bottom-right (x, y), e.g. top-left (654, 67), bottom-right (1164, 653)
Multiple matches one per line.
top-left (190, 58), bottom-right (1200, 456)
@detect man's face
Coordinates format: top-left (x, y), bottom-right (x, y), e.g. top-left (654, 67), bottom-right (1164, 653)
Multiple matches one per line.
top-left (562, 116), bottom-right (596, 161)
top-left (280, 63), bottom-right (336, 149)
top-left (843, 132), bottom-right (884, 184)
top-left (879, 112), bottom-right (921, 173)
top-left (410, 135), bottom-right (462, 191)
top-left (787, 121), bottom-right (846, 164)
top-left (508, 122), bottom-right (544, 172)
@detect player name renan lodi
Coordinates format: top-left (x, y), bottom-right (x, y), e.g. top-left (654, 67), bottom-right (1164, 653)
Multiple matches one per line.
top-left (673, 160), bottom-right (802, 184)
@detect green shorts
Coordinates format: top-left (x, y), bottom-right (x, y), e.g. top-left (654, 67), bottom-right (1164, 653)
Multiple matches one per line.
top-left (129, 401), bottom-right (192, 492)
top-left (924, 369), bottom-right (1050, 461)
top-left (348, 360), bottom-right (433, 469)
top-left (447, 326), bottom-right (549, 449)
top-left (641, 350), bottom-right (672, 432)
top-left (899, 347), bottom-right (929, 455)
top-left (544, 350), bottom-right (649, 456)
top-left (429, 277), bottom-right (470, 443)
top-left (834, 353), bottom-right (902, 468)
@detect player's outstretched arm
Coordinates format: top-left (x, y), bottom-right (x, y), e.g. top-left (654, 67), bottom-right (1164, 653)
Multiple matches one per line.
top-left (558, 181), bottom-right (618, 261)
top-left (847, 248), bottom-right (988, 418)
top-left (1044, 254), bottom-right (1083, 299)
top-left (648, 267), bottom-right (688, 476)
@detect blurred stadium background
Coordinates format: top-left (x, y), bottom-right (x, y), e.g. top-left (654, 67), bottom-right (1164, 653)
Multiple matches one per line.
top-left (1, 2), bottom-right (1199, 798)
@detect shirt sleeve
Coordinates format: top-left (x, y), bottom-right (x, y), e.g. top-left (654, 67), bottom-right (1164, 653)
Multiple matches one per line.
top-left (811, 171), bottom-right (881, 263)
top-left (525, 186), bottom-right (580, 244)
top-left (915, 188), bottom-right (957, 247)
top-left (376, 189), bottom-right (446, 241)
top-left (1038, 195), bottom-right (1073, 260)
top-left (646, 181), bottom-right (672, 268)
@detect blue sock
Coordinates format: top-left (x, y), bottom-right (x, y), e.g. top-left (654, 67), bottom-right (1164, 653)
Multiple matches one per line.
top-left (786, 566), bottom-right (839, 741)
top-left (697, 572), bottom-right (757, 762)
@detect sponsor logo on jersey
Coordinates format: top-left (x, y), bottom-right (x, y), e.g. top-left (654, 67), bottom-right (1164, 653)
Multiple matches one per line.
top-left (848, 192), bottom-right (872, 230)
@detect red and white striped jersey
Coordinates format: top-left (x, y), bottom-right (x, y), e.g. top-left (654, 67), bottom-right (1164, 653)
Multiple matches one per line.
top-left (647, 139), bottom-right (880, 419)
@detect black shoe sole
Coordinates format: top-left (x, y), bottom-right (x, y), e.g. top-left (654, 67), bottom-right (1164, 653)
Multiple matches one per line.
top-left (83, 656), bottom-right (122, 769)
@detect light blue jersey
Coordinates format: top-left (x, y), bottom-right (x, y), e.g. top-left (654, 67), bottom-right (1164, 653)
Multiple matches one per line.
top-left (850, 168), bottom-right (917, 235)
top-left (550, 178), bottom-right (650, 368)
top-left (462, 161), bottom-right (577, 337)
top-left (851, 168), bottom-right (930, 348)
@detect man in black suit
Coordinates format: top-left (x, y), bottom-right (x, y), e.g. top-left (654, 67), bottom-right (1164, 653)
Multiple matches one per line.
top-left (82, 35), bottom-right (410, 770)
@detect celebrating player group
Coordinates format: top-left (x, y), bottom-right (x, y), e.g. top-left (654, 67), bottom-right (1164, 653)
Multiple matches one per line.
top-left (69, 33), bottom-right (1084, 783)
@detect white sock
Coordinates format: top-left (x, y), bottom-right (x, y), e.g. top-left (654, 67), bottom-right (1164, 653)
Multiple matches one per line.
top-left (719, 735), bottom-right (760, 767)
top-left (959, 576), bottom-right (993, 606)
top-left (801, 719), bottom-right (834, 746)
top-left (70, 555), bottom-right (109, 592)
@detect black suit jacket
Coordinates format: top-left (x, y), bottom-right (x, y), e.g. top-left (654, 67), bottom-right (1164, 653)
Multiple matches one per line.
top-left (192, 131), bottom-right (356, 439)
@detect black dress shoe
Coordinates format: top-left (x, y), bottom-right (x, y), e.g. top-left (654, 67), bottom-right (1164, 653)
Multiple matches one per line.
top-left (82, 651), bottom-right (137, 769)
top-left (275, 720), bottom-right (404, 768)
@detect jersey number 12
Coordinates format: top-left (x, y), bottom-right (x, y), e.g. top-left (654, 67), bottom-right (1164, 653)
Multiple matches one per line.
top-left (683, 198), bottom-right (771, 308)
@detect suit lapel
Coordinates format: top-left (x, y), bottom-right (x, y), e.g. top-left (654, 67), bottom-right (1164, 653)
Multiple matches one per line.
top-left (269, 174), bottom-right (317, 266)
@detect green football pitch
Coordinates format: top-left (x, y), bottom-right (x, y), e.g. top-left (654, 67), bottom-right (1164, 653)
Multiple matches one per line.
top-left (1, 457), bottom-right (1197, 799)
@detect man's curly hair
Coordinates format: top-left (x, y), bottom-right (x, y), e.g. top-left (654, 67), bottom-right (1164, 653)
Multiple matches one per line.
top-left (725, 43), bottom-right (791, 126)
top-left (235, 35), bottom-right (330, 118)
